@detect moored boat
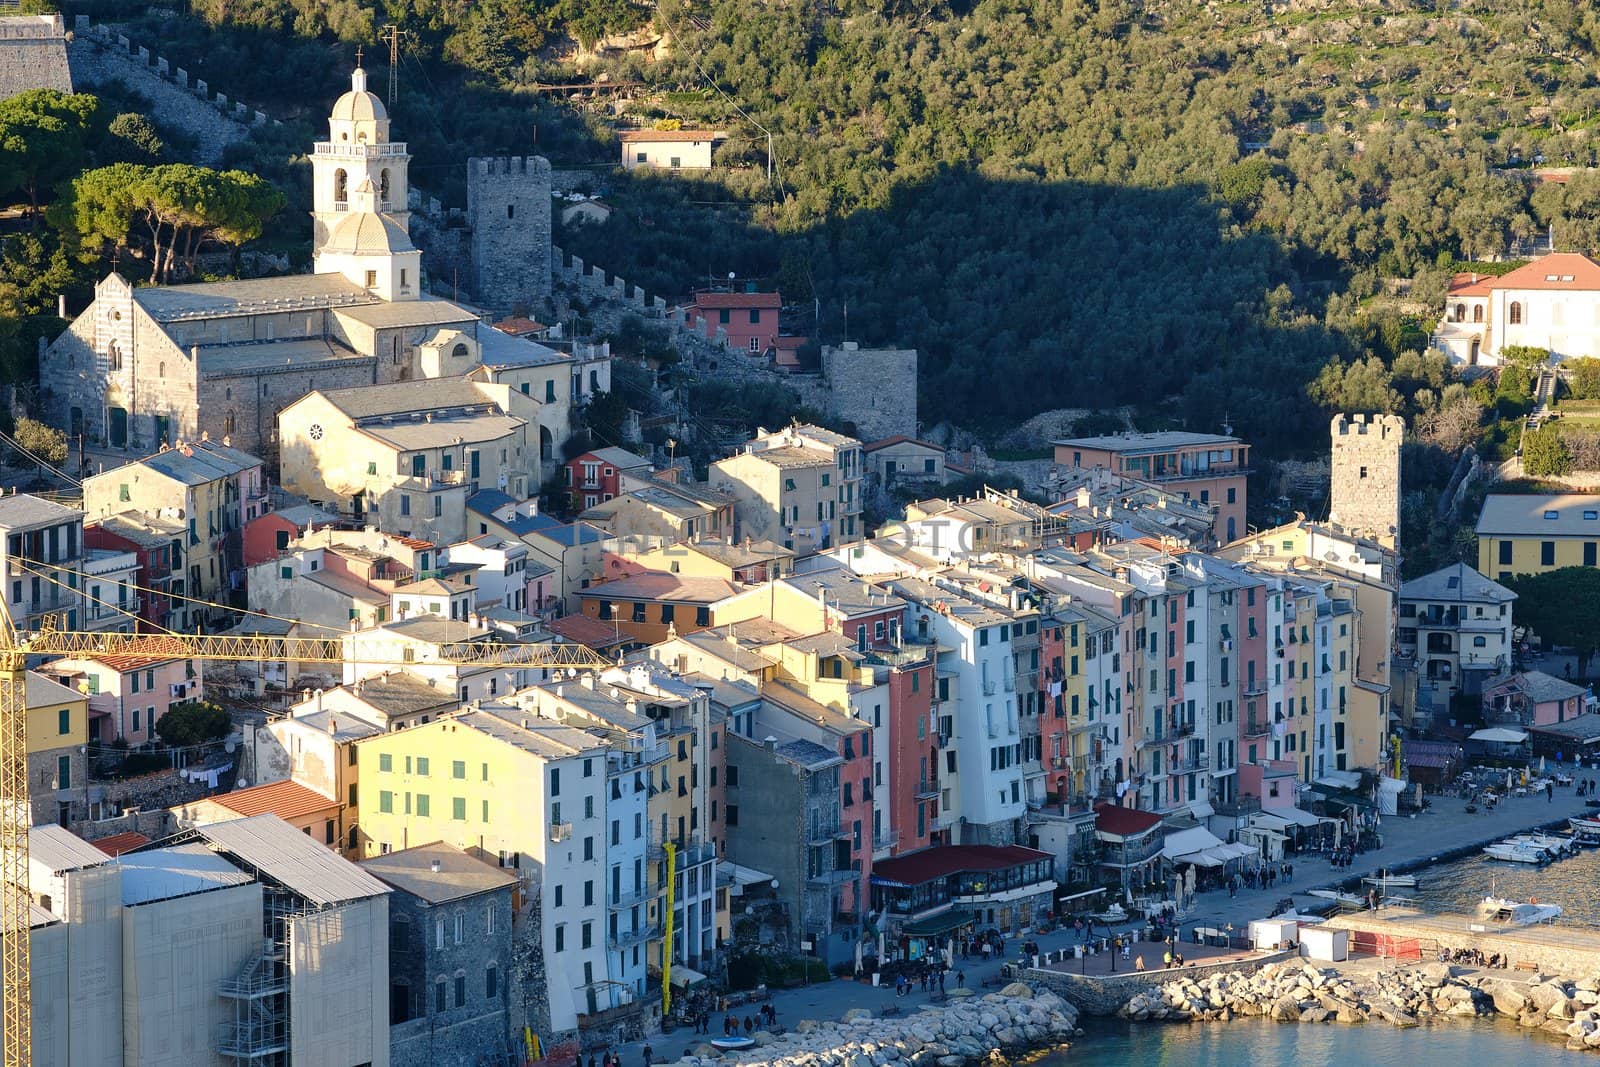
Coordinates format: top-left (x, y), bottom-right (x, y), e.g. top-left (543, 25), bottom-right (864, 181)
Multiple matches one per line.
top-left (1361, 874), bottom-right (1418, 889)
top-left (1482, 841), bottom-right (1548, 864)
top-left (1477, 895), bottom-right (1562, 926)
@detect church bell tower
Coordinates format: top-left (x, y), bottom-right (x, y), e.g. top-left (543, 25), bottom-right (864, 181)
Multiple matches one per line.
top-left (311, 66), bottom-right (411, 255)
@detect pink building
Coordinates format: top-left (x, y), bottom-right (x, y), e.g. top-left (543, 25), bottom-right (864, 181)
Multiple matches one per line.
top-left (45, 645), bottom-right (200, 747)
top-left (242, 503), bottom-right (337, 567)
top-left (1483, 670), bottom-right (1588, 728)
top-left (886, 658), bottom-right (937, 854)
top-left (688, 290), bottom-right (782, 355)
top-left (1237, 759), bottom-right (1298, 811)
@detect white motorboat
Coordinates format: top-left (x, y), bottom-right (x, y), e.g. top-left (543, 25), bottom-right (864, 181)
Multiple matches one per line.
top-left (710, 1037), bottom-right (757, 1051)
top-left (1477, 895), bottom-right (1562, 926)
top-left (1506, 832), bottom-right (1578, 857)
top-left (1361, 874), bottom-right (1418, 890)
top-left (1091, 903), bottom-right (1129, 924)
top-left (1571, 815), bottom-right (1600, 835)
top-left (1306, 889), bottom-right (1365, 907)
top-left (1482, 842), bottom-right (1548, 864)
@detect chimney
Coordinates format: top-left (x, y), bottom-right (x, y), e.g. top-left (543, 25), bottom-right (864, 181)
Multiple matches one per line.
top-left (57, 294), bottom-right (67, 318)
top-left (763, 735), bottom-right (778, 751)
top-left (327, 714), bottom-right (337, 735)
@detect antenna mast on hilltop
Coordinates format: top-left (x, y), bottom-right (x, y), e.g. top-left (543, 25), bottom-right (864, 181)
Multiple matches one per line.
top-left (381, 24), bottom-right (406, 106)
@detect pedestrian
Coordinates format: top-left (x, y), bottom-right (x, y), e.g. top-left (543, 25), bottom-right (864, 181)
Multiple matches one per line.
top-left (939, 970), bottom-right (946, 993)
top-left (1549, 782), bottom-right (1556, 803)
top-left (744, 1016), bottom-right (754, 1036)
top-left (1135, 955), bottom-right (1146, 971)
top-left (957, 969), bottom-right (966, 988)
top-left (644, 1044), bottom-right (654, 1067)
top-left (1228, 876), bottom-right (1236, 899)
top-left (588, 1055), bottom-right (597, 1067)
top-left (1163, 950), bottom-right (1173, 968)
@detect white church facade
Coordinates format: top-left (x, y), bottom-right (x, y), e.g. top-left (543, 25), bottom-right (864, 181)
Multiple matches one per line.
top-left (1432, 252), bottom-right (1600, 367)
top-left (38, 68), bottom-right (589, 472)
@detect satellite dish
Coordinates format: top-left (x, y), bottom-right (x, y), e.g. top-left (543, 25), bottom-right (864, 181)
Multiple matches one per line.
top-left (235, 778), bottom-right (250, 788)
top-left (224, 739), bottom-right (237, 754)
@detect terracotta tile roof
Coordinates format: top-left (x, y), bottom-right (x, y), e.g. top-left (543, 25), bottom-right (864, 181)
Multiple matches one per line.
top-left (1445, 272), bottom-right (1494, 298)
top-left (546, 613), bottom-right (632, 649)
top-left (618, 129), bottom-right (725, 142)
top-left (92, 831), bottom-right (150, 856)
top-left (74, 636), bottom-right (193, 673)
top-left (1490, 252), bottom-right (1600, 292)
top-left (871, 844), bottom-right (1052, 886)
top-left (581, 572), bottom-right (740, 604)
top-left (692, 291), bottom-right (782, 310)
top-left (1094, 802), bottom-right (1163, 837)
top-left (863, 435), bottom-right (943, 453)
top-left (212, 779), bottom-right (340, 821)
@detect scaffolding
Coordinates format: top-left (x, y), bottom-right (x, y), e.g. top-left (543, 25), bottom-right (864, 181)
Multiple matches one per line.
top-left (217, 894), bottom-right (298, 1063)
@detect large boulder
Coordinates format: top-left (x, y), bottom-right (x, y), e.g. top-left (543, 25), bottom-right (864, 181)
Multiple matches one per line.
top-left (1271, 997), bottom-right (1302, 1022)
top-left (843, 1009), bottom-right (874, 1023)
top-left (999, 982), bottom-right (1033, 998)
top-left (1488, 983), bottom-right (1528, 1016)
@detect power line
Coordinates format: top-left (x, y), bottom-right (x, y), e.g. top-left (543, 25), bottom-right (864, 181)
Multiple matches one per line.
top-left (0, 429), bottom-right (81, 487)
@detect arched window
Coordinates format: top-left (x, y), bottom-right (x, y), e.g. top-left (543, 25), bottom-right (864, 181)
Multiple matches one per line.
top-left (1453, 303), bottom-right (1465, 322)
top-left (1509, 301), bottom-right (1523, 325)
top-left (107, 343), bottom-right (121, 371)
top-left (1473, 303), bottom-right (1484, 323)
top-left (334, 169), bottom-right (348, 206)
top-left (223, 412), bottom-right (235, 437)
top-left (452, 343), bottom-right (469, 361)
top-left (379, 168), bottom-right (391, 207)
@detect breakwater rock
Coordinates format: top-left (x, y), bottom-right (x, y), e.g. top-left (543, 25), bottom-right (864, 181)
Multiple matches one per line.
top-left (670, 983), bottom-right (1080, 1067)
top-left (1120, 958), bottom-right (1600, 1051)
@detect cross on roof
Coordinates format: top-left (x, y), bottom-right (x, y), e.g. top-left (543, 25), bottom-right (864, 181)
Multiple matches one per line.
top-left (355, 45), bottom-right (364, 67)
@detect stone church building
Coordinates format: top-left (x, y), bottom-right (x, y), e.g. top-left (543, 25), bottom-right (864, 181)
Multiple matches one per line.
top-left (39, 68), bottom-right (572, 468)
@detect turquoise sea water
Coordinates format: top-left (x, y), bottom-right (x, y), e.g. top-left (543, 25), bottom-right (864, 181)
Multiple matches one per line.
top-left (1042, 1017), bottom-right (1590, 1066)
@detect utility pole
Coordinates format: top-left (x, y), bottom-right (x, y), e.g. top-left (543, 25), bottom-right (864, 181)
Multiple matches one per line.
top-left (381, 24), bottom-right (405, 106)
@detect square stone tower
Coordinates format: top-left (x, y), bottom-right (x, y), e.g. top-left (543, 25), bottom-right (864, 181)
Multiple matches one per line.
top-left (466, 156), bottom-right (552, 316)
top-left (1329, 413), bottom-right (1404, 549)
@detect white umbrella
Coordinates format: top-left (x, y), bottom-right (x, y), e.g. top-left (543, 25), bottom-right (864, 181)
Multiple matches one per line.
top-left (878, 930), bottom-right (885, 962)
top-left (854, 938), bottom-right (863, 975)
top-left (945, 938), bottom-right (954, 968)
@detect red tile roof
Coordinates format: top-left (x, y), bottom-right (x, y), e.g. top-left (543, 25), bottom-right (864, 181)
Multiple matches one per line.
top-left (863, 435), bottom-right (943, 453)
top-left (93, 831), bottom-right (150, 856)
top-left (75, 636), bottom-right (192, 673)
top-left (871, 844), bottom-right (1052, 886)
top-left (692, 291), bottom-right (782, 310)
top-left (1447, 272), bottom-right (1494, 297)
top-left (618, 129), bottom-right (725, 143)
top-left (1094, 803), bottom-right (1163, 837)
top-left (213, 779), bottom-right (340, 821)
top-left (546, 613), bottom-right (632, 650)
top-left (1490, 253), bottom-right (1600, 292)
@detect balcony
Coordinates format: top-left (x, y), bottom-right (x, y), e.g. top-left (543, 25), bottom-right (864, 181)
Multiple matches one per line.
top-left (872, 829), bottom-right (900, 851)
top-left (606, 923), bottom-right (662, 951)
top-left (1417, 608), bottom-right (1461, 628)
top-left (982, 679), bottom-right (997, 696)
top-left (607, 880), bottom-right (661, 910)
top-left (549, 822), bottom-right (573, 843)
top-left (807, 868), bottom-right (857, 886)
top-left (914, 778), bottom-right (939, 799)
top-left (1244, 716), bottom-right (1272, 738)
top-left (313, 141), bottom-right (409, 158)
top-left (1166, 753), bottom-right (1211, 774)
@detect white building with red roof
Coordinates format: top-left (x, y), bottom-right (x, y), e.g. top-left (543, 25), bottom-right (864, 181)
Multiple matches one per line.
top-left (1433, 252), bottom-right (1600, 366)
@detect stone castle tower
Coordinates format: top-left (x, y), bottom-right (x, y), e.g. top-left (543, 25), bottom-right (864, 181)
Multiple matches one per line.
top-left (1329, 413), bottom-right (1404, 550)
top-left (465, 156), bottom-right (552, 316)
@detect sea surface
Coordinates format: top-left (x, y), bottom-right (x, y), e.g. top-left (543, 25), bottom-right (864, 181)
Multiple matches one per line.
top-left (1046, 1017), bottom-right (1591, 1065)
top-left (1377, 840), bottom-right (1600, 924)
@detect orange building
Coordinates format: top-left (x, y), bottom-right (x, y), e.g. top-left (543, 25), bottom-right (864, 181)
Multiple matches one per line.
top-left (576, 571), bottom-right (739, 646)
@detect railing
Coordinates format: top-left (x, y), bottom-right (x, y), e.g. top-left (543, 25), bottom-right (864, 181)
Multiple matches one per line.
top-left (872, 829), bottom-right (900, 850)
top-left (1244, 716), bottom-right (1272, 737)
top-left (914, 778), bottom-right (939, 799)
top-left (313, 141), bottom-right (409, 157)
top-left (606, 923), bottom-right (662, 950)
top-left (1166, 753), bottom-right (1211, 774)
top-left (607, 880), bottom-right (661, 910)
top-left (807, 868), bottom-right (856, 885)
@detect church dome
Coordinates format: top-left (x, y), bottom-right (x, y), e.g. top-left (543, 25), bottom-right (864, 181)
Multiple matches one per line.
top-left (328, 68), bottom-right (389, 139)
top-left (332, 85), bottom-right (387, 124)
top-left (323, 209), bottom-right (416, 256)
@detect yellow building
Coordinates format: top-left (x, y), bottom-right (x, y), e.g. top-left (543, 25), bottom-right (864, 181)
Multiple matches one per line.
top-left (1477, 493), bottom-right (1600, 579)
top-left (277, 377), bottom-right (539, 543)
top-left (25, 671), bottom-right (89, 827)
top-left (615, 536), bottom-right (794, 585)
top-left (355, 704), bottom-right (644, 1036)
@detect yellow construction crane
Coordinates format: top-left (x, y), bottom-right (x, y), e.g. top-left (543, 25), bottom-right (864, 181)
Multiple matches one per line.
top-left (0, 614), bottom-right (613, 1067)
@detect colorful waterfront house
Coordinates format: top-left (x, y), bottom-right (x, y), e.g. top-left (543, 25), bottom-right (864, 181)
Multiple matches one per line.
top-left (1052, 431), bottom-right (1250, 545)
top-left (1092, 803), bottom-right (1164, 896)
